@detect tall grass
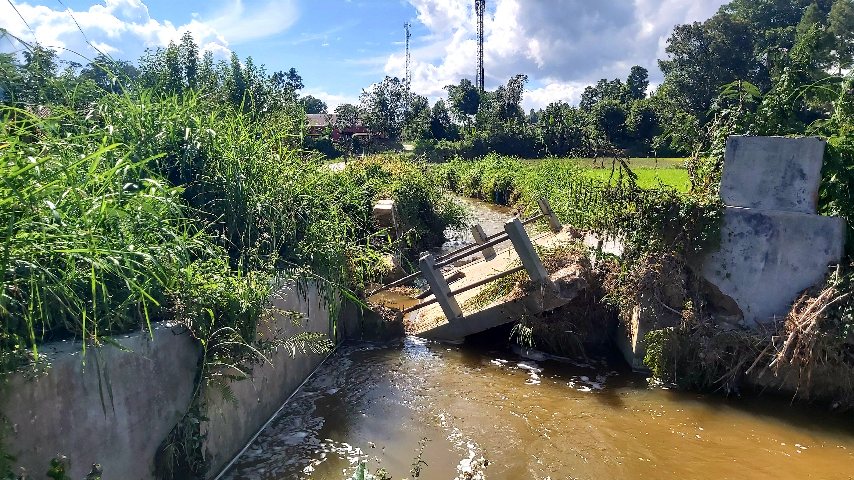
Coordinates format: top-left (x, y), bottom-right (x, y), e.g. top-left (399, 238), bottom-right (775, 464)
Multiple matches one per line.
top-left (1, 89), bottom-right (466, 363)
top-left (0, 106), bottom-right (205, 358)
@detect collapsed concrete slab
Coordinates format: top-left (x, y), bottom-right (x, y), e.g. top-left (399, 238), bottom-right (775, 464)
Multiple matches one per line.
top-left (701, 207), bottom-right (845, 325)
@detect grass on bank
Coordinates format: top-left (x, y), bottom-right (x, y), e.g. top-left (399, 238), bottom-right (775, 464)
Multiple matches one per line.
top-left (521, 157), bottom-right (689, 192)
top-left (0, 95), bottom-right (463, 369)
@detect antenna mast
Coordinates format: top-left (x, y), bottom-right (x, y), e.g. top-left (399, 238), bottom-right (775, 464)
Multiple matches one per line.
top-left (404, 22), bottom-right (412, 105)
top-left (475, 0), bottom-right (485, 92)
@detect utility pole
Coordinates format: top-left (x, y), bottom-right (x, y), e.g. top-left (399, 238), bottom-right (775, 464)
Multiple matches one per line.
top-left (475, 0), bottom-right (485, 92)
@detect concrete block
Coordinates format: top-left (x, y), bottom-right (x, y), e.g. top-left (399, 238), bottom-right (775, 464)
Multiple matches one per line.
top-left (701, 207), bottom-right (845, 325)
top-left (372, 199), bottom-right (398, 233)
top-left (721, 136), bottom-right (826, 214)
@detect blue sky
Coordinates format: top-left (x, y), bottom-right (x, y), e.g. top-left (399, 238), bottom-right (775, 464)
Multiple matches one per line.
top-left (1, 0), bottom-right (728, 109)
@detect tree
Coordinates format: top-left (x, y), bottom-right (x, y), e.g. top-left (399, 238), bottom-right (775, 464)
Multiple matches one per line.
top-left (627, 98), bottom-right (661, 153)
top-left (658, 13), bottom-right (758, 119)
top-left (791, 4), bottom-right (834, 75)
top-left (163, 41), bottom-right (183, 95)
top-left (591, 99), bottom-right (629, 147)
top-left (20, 44), bottom-right (60, 103)
top-left (197, 51), bottom-right (217, 93)
top-left (445, 78), bottom-right (481, 123)
top-left (179, 32), bottom-right (199, 90)
top-left (79, 54), bottom-right (138, 93)
top-left (627, 66), bottom-right (650, 100)
top-left (333, 103), bottom-right (360, 128)
top-left (300, 95), bottom-right (327, 114)
top-left (579, 78), bottom-right (628, 110)
top-left (228, 52), bottom-right (246, 107)
top-left (473, 75), bottom-right (537, 156)
top-left (403, 94), bottom-right (431, 141)
top-left (272, 68), bottom-right (303, 97)
top-left (359, 76), bottom-right (406, 139)
top-left (537, 102), bottom-right (588, 156)
top-left (0, 53), bottom-right (21, 103)
top-left (429, 100), bottom-right (458, 140)
top-left (497, 74), bottom-right (528, 122)
top-left (829, 0), bottom-right (854, 73)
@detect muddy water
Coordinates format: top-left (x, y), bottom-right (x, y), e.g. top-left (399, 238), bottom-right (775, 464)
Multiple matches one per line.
top-left (437, 197), bottom-right (515, 257)
top-left (223, 197), bottom-right (854, 480)
top-left (222, 338), bottom-right (854, 480)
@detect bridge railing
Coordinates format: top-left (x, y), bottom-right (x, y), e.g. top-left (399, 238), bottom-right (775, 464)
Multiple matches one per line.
top-left (372, 198), bottom-right (562, 322)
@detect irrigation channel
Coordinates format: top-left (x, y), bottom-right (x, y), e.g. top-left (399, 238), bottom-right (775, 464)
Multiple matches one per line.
top-left (221, 198), bottom-right (854, 480)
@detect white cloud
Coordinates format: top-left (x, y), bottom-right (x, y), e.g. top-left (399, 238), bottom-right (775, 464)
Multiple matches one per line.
top-left (0, 0), bottom-right (299, 62)
top-left (391, 0), bottom-right (728, 109)
top-left (525, 81), bottom-right (587, 110)
top-left (302, 89), bottom-right (358, 111)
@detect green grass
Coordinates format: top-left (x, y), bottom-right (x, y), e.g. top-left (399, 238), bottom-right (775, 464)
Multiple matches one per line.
top-left (522, 157), bottom-right (690, 192)
top-left (523, 157), bottom-right (687, 169)
top-left (582, 168), bottom-right (690, 191)
top-left (0, 92), bottom-right (464, 364)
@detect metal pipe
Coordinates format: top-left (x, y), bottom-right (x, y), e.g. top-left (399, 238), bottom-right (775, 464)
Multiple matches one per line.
top-left (434, 234), bottom-right (508, 268)
top-left (367, 271), bottom-right (421, 296)
top-left (371, 213), bottom-right (547, 296)
top-left (482, 214), bottom-right (545, 241)
top-left (436, 229), bottom-right (508, 262)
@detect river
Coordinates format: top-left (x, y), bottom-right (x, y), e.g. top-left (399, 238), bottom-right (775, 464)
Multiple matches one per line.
top-left (221, 197), bottom-right (854, 480)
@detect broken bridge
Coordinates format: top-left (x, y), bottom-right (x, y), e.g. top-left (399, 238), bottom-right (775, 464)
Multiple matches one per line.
top-left (371, 199), bottom-right (586, 342)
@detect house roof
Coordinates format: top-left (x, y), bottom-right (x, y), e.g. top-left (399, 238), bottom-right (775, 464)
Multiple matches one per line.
top-left (306, 114), bottom-right (336, 128)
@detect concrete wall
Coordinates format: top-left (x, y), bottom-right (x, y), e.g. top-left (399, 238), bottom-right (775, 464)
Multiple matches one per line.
top-left (204, 281), bottom-right (333, 475)
top-left (4, 326), bottom-right (199, 480)
top-left (2, 282), bottom-right (337, 480)
top-left (701, 207), bottom-right (845, 324)
top-left (701, 136), bottom-right (846, 325)
top-left (721, 136), bottom-right (826, 214)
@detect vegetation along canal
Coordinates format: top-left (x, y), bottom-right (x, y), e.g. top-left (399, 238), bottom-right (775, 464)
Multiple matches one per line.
top-left (222, 199), bottom-right (854, 480)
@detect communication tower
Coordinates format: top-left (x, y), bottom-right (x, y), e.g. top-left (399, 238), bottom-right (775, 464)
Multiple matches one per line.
top-left (405, 23), bottom-right (412, 97)
top-left (475, 0), bottom-right (485, 92)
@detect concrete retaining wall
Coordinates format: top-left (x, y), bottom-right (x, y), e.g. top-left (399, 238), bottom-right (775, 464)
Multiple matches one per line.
top-left (702, 136), bottom-right (846, 325)
top-left (2, 282), bottom-right (337, 479)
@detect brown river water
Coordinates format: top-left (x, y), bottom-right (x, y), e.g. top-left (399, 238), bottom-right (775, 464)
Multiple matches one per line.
top-left (221, 198), bottom-right (854, 480)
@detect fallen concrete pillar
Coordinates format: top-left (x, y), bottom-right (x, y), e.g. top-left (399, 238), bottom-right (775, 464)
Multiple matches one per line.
top-left (471, 223), bottom-right (497, 260)
top-left (504, 218), bottom-right (549, 283)
top-left (538, 198), bottom-right (563, 233)
top-left (419, 253), bottom-right (463, 321)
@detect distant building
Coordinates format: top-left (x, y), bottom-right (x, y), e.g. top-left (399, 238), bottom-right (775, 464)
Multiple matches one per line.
top-left (305, 114), bottom-right (371, 142)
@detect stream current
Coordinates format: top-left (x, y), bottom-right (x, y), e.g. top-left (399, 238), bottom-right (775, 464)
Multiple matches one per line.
top-left (222, 198), bottom-right (854, 480)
